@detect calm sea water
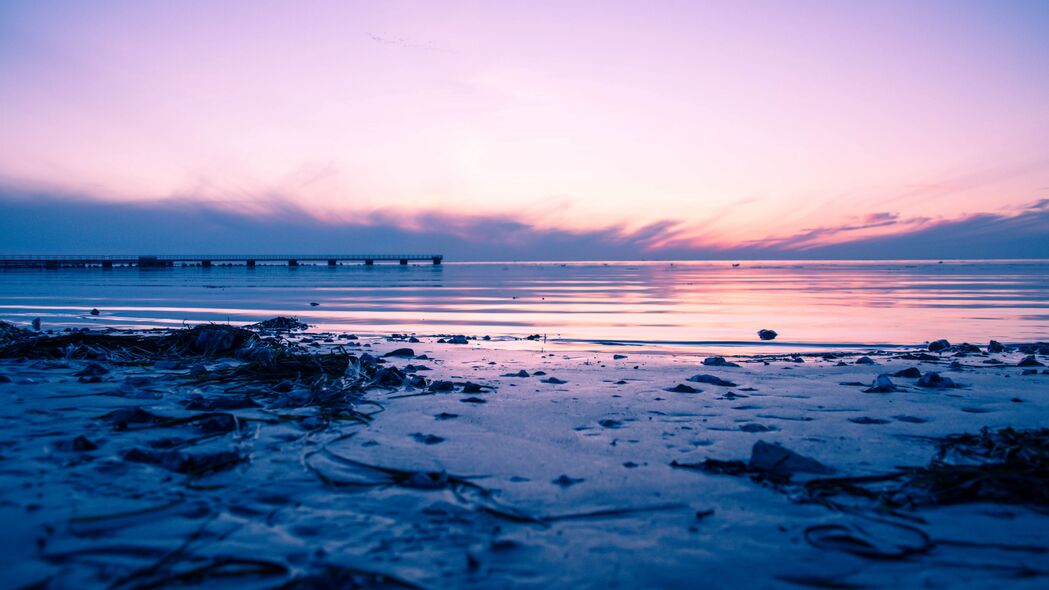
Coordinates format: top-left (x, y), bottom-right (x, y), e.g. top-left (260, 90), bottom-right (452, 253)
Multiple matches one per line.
top-left (0, 260), bottom-right (1046, 351)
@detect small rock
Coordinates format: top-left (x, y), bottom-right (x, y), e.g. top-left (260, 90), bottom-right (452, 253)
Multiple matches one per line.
top-left (551, 474), bottom-right (584, 488)
top-left (849, 416), bottom-right (891, 425)
top-left (758, 329), bottom-right (778, 341)
top-left (988, 340), bottom-right (1006, 353)
top-left (309, 302), bottom-right (320, 307)
top-left (32, 318), bottom-right (41, 331)
top-left (541, 377), bottom-right (567, 384)
top-left (740, 423), bottom-right (773, 433)
top-left (666, 384), bottom-right (699, 393)
top-left (703, 357), bottom-right (739, 368)
top-left (598, 419), bottom-right (623, 429)
top-left (687, 374), bottom-right (737, 387)
top-left (864, 375), bottom-right (897, 393)
top-left (893, 367), bottom-right (921, 378)
top-left (928, 339), bottom-right (951, 352)
top-left (448, 335), bottom-right (469, 345)
top-left (916, 372), bottom-right (957, 389)
top-left (503, 370), bottom-right (530, 378)
top-left (855, 356), bottom-right (875, 365)
top-left (748, 441), bottom-right (834, 476)
top-left (383, 348), bottom-right (415, 358)
top-left (412, 433), bottom-right (445, 445)
top-left (1018, 355), bottom-right (1044, 367)
top-left (89, 308), bottom-right (100, 316)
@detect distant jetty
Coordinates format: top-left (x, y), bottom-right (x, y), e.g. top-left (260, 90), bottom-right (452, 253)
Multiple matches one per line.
top-left (0, 254), bottom-right (443, 268)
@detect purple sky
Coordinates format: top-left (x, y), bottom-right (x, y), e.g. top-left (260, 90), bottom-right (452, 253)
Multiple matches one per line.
top-left (1, 1), bottom-right (1047, 257)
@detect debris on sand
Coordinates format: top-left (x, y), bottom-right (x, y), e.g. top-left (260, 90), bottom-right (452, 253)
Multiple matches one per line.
top-left (806, 427), bottom-right (1049, 508)
top-left (758, 329), bottom-right (778, 341)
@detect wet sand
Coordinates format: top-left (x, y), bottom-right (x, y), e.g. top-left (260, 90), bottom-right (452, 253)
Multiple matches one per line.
top-left (1, 324), bottom-right (1047, 589)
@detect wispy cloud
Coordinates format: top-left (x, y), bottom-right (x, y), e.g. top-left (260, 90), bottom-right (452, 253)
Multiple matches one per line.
top-left (0, 185), bottom-right (1044, 260)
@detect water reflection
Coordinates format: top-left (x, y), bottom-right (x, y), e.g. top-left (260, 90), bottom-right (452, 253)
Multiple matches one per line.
top-left (0, 260), bottom-right (1046, 351)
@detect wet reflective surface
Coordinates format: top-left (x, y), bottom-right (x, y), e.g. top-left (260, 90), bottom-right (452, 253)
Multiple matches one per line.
top-left (1, 260), bottom-right (1046, 350)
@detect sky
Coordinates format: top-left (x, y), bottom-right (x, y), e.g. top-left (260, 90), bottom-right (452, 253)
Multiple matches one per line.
top-left (1, 0), bottom-right (1047, 259)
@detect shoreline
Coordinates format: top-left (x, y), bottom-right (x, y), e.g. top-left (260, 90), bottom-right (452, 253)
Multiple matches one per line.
top-left (1, 320), bottom-right (1047, 588)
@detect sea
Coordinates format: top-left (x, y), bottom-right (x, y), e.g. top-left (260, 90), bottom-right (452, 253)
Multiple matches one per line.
top-left (1, 260), bottom-right (1046, 353)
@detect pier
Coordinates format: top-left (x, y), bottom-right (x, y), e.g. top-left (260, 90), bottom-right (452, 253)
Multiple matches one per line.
top-left (0, 254), bottom-right (443, 269)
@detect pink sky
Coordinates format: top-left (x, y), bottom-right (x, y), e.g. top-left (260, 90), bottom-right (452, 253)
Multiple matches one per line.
top-left (1, 1), bottom-right (1047, 251)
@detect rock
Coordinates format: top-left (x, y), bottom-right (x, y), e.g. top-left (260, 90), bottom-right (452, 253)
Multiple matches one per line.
top-left (864, 375), bottom-right (897, 393)
top-left (502, 370), bottom-right (530, 378)
top-left (72, 435), bottom-right (98, 451)
top-left (703, 356), bottom-right (740, 368)
top-left (448, 335), bottom-right (469, 345)
top-left (1022, 369), bottom-right (1037, 375)
top-left (916, 372), bottom-right (957, 389)
top-left (613, 354), bottom-right (628, 360)
top-left (461, 382), bottom-right (484, 393)
top-left (408, 336), bottom-right (420, 343)
top-left (855, 356), bottom-right (875, 365)
top-left (1018, 355), bottom-right (1044, 367)
top-left (309, 302), bottom-right (320, 307)
top-left (541, 377), bottom-right (567, 384)
top-left (32, 318), bottom-right (41, 331)
top-left (988, 340), bottom-right (1006, 353)
top-left (90, 308), bottom-right (100, 316)
top-left (893, 367), bottom-right (921, 378)
top-left (247, 317), bottom-right (308, 332)
top-left (666, 384), bottom-right (699, 393)
top-left (598, 419), bottom-right (623, 429)
top-left (460, 396), bottom-right (487, 404)
top-left (383, 348), bottom-right (415, 358)
top-left (758, 329), bottom-right (778, 341)
top-left (928, 339), bottom-right (951, 352)
top-left (428, 380), bottom-right (455, 392)
top-left (435, 412), bottom-right (459, 420)
top-left (687, 374), bottom-right (737, 387)
top-left (748, 441), bottom-right (834, 476)
top-left (412, 433), bottom-right (445, 445)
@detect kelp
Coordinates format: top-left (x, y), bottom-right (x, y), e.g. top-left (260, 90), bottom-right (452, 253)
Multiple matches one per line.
top-left (805, 427), bottom-right (1049, 508)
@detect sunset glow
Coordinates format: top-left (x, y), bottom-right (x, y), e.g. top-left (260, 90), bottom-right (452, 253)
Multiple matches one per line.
top-left (1, 1), bottom-right (1047, 257)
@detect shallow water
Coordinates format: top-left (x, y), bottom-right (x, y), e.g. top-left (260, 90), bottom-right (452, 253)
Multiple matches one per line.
top-left (0, 260), bottom-right (1046, 350)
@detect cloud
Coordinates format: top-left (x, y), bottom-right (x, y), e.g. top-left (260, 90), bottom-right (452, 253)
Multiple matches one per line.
top-left (0, 185), bottom-right (1045, 260)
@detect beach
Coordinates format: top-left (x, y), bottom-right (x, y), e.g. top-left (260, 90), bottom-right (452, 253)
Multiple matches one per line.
top-left (2, 320), bottom-right (1046, 589)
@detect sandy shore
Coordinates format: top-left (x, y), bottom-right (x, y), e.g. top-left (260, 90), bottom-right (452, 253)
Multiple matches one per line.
top-left (1, 322), bottom-right (1047, 589)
